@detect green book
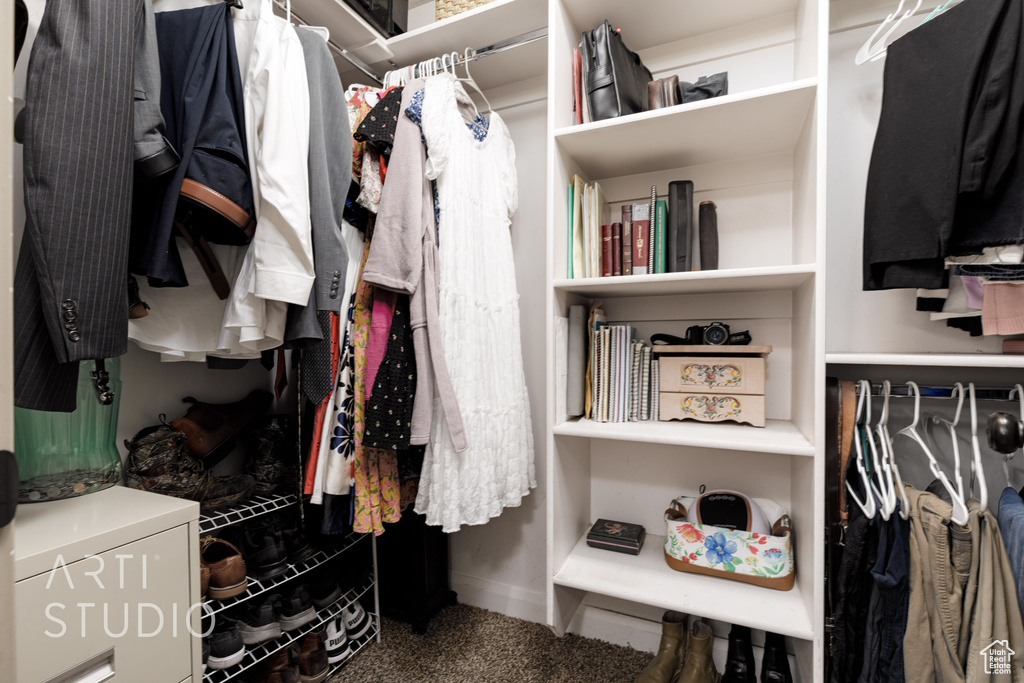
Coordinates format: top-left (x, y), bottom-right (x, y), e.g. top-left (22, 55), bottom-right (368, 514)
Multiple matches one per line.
top-left (655, 199), bottom-right (668, 274)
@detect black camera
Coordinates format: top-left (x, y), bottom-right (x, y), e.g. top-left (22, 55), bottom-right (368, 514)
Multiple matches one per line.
top-left (683, 322), bottom-right (752, 346)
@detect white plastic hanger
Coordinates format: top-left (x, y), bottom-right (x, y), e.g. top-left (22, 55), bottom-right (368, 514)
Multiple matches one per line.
top-left (871, 381), bottom-right (898, 518)
top-left (968, 383), bottom-right (988, 513)
top-left (861, 381), bottom-right (893, 520)
top-left (896, 381), bottom-right (969, 525)
top-left (854, 0), bottom-right (923, 66)
top-left (930, 382), bottom-right (967, 506)
top-left (456, 46), bottom-right (492, 115)
top-left (847, 381), bottom-right (878, 520)
top-left (877, 380), bottom-right (912, 519)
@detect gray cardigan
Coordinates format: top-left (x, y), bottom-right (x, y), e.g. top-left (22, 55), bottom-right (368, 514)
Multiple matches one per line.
top-left (362, 79), bottom-right (468, 452)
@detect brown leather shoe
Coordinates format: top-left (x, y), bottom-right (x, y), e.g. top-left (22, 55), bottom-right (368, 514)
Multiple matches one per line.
top-left (637, 611), bottom-right (688, 683)
top-left (298, 630), bottom-right (330, 682)
top-left (200, 564), bottom-right (210, 601)
top-left (171, 389), bottom-right (273, 467)
top-left (256, 645), bottom-right (300, 683)
top-left (200, 537), bottom-right (248, 600)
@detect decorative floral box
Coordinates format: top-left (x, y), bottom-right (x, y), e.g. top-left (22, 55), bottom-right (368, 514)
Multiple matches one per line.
top-left (655, 345), bottom-right (771, 428)
top-left (663, 496), bottom-right (795, 591)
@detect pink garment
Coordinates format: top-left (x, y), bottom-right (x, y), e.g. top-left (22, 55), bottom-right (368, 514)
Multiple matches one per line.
top-left (962, 276), bottom-right (985, 309)
top-left (365, 288), bottom-right (396, 400)
top-left (982, 283), bottom-right (1024, 335)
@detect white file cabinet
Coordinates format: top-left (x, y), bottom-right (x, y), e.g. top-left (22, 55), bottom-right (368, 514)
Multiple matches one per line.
top-left (14, 486), bottom-right (200, 683)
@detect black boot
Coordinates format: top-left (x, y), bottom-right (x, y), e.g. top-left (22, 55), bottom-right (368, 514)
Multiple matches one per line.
top-left (761, 632), bottom-right (792, 683)
top-left (722, 625), bottom-right (755, 683)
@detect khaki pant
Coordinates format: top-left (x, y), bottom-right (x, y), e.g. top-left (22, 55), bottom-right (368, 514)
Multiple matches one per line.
top-left (904, 485), bottom-right (1024, 682)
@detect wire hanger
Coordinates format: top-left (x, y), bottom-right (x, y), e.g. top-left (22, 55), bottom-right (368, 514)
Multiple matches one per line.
top-left (848, 381), bottom-right (879, 520)
top-left (968, 383), bottom-right (988, 513)
top-left (878, 380), bottom-right (912, 519)
top-left (855, 0), bottom-right (923, 66)
top-left (896, 381), bottom-right (969, 525)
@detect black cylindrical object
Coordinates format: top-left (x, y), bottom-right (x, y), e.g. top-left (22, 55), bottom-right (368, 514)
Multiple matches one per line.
top-left (699, 200), bottom-right (719, 270)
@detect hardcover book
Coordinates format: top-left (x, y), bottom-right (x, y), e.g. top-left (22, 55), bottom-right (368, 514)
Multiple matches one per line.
top-left (622, 206), bottom-right (633, 275)
top-left (601, 223), bottom-right (613, 277)
top-left (612, 222), bottom-right (623, 276)
top-left (586, 518), bottom-right (646, 555)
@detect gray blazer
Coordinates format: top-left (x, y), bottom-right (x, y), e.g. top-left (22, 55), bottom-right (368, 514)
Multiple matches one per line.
top-left (15, 0), bottom-right (167, 412)
top-left (286, 28), bottom-right (352, 347)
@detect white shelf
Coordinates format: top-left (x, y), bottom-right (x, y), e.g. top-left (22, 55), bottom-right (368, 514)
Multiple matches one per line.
top-left (554, 418), bottom-right (815, 457)
top-left (559, 0), bottom-right (800, 53)
top-left (387, 0), bottom-right (546, 65)
top-left (555, 264), bottom-right (816, 298)
top-left (826, 352), bottom-right (1024, 368)
top-left (289, 0), bottom-right (392, 63)
top-left (552, 532), bottom-right (814, 640)
top-left (555, 79), bottom-right (818, 179)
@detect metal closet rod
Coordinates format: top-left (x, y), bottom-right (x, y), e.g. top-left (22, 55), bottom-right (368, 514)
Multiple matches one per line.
top-left (857, 382), bottom-right (1024, 402)
top-left (271, 1), bottom-right (385, 83)
top-left (386, 27), bottom-right (548, 73)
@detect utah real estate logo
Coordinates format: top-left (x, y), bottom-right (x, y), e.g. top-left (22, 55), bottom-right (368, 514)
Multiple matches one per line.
top-left (981, 640), bottom-right (1014, 676)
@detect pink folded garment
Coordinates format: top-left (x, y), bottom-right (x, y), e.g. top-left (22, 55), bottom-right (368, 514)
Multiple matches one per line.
top-left (982, 283), bottom-right (1024, 336)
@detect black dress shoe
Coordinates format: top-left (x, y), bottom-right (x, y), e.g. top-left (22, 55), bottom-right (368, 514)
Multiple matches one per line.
top-left (723, 624), bottom-right (756, 683)
top-left (761, 632), bottom-right (793, 683)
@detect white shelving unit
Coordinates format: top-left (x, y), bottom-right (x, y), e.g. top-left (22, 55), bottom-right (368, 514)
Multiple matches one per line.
top-left (545, 1), bottom-right (827, 681)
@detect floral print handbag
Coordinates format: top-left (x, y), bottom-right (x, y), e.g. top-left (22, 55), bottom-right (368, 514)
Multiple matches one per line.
top-left (664, 496), bottom-right (795, 591)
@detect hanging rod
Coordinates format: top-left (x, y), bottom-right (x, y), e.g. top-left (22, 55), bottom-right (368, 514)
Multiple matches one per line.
top-left (271, 1), bottom-right (384, 83)
top-left (385, 27), bottom-right (548, 74)
top-left (857, 382), bottom-right (1023, 402)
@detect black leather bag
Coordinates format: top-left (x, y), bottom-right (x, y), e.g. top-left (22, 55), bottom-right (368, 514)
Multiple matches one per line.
top-left (581, 21), bottom-right (652, 122)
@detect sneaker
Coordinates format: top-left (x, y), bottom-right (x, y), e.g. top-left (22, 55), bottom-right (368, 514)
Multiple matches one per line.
top-left (266, 512), bottom-right (316, 565)
top-left (202, 638), bottom-right (209, 673)
top-left (312, 576), bottom-right (342, 611)
top-left (297, 630), bottom-right (330, 683)
top-left (206, 620), bottom-right (246, 670)
top-left (232, 594), bottom-right (283, 645)
top-left (241, 521), bottom-right (289, 581)
top-left (325, 616), bottom-right (351, 664)
top-left (244, 415), bottom-right (296, 495)
top-left (200, 537), bottom-right (247, 600)
top-left (280, 584), bottom-right (317, 632)
top-left (343, 599), bottom-right (371, 640)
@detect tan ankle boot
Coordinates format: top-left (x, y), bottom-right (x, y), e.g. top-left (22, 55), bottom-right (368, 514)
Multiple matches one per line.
top-left (674, 621), bottom-right (721, 683)
top-left (636, 611), bottom-right (688, 683)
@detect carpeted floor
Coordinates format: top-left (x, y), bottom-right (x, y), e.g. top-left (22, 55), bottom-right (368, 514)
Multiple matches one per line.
top-left (329, 603), bottom-right (651, 682)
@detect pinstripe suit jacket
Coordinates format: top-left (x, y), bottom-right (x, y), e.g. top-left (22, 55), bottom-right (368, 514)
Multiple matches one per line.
top-left (14, 0), bottom-right (143, 411)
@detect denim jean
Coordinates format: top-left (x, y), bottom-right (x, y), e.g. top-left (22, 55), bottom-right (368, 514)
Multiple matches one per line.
top-left (870, 506), bottom-right (910, 683)
top-left (832, 502), bottom-right (880, 683)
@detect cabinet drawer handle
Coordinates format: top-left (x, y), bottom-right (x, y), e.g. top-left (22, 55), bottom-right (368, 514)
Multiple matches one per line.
top-left (44, 648), bottom-right (115, 683)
